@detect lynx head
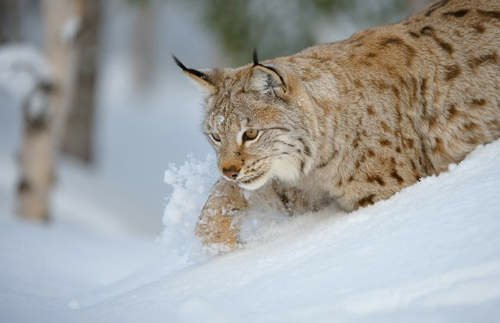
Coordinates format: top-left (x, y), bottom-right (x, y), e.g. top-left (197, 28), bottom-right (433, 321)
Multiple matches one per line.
top-left (174, 52), bottom-right (315, 190)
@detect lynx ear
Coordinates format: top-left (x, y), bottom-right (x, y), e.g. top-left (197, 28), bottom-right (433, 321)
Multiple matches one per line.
top-left (246, 64), bottom-right (287, 97)
top-left (172, 55), bottom-right (217, 93)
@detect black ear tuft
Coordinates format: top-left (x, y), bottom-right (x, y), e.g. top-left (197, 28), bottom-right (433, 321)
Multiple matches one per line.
top-left (172, 55), bottom-right (187, 71)
top-left (172, 55), bottom-right (208, 80)
top-left (252, 49), bottom-right (259, 66)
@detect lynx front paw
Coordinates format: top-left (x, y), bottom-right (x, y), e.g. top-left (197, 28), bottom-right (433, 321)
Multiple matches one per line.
top-left (195, 179), bottom-right (248, 251)
top-left (195, 207), bottom-right (240, 251)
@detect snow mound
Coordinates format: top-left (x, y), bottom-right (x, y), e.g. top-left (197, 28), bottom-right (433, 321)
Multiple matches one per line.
top-left (162, 154), bottom-right (217, 257)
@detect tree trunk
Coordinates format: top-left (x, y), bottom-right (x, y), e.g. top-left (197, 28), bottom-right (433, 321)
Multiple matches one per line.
top-left (0, 0), bottom-right (21, 44)
top-left (61, 0), bottom-right (101, 163)
top-left (16, 0), bottom-right (75, 221)
top-left (17, 81), bottom-right (55, 222)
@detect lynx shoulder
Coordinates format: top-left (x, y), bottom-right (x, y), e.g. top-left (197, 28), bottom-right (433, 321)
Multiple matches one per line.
top-left (175, 0), bottom-right (500, 247)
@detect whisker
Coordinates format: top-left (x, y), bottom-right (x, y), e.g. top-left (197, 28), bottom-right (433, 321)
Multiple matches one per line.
top-left (240, 171), bottom-right (266, 184)
top-left (239, 151), bottom-right (293, 181)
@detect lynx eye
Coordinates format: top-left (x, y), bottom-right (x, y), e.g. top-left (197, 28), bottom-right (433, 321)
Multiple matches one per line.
top-left (210, 133), bottom-right (221, 143)
top-left (242, 129), bottom-right (259, 142)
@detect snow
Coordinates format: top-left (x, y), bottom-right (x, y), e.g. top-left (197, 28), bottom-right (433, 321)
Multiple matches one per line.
top-left (162, 155), bottom-right (216, 256)
top-left (0, 44), bottom-right (52, 98)
top-left (62, 17), bottom-right (81, 43)
top-left (1, 139), bottom-right (500, 322)
top-left (0, 155), bottom-right (160, 238)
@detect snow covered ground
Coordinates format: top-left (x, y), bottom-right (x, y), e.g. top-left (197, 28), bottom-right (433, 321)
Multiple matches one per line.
top-left (1, 2), bottom-right (498, 322)
top-left (1, 139), bottom-right (500, 323)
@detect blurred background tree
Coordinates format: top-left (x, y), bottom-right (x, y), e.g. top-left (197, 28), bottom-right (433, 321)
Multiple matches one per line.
top-left (61, 0), bottom-right (101, 163)
top-left (130, 0), bottom-right (156, 88)
top-left (0, 0), bottom-right (21, 45)
top-left (188, 0), bottom-right (409, 64)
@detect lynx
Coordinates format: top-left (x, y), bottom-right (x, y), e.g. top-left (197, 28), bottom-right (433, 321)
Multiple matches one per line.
top-left (174, 0), bottom-right (500, 250)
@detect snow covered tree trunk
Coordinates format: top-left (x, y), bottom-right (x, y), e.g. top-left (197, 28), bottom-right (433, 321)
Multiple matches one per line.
top-left (16, 0), bottom-right (74, 221)
top-left (17, 80), bottom-right (55, 222)
top-left (61, 0), bottom-right (101, 163)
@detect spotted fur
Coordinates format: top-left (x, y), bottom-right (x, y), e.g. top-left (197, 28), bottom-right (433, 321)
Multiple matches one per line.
top-left (177, 0), bottom-right (500, 249)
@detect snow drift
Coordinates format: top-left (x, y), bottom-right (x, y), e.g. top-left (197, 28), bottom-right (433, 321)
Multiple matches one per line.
top-left (1, 140), bottom-right (500, 323)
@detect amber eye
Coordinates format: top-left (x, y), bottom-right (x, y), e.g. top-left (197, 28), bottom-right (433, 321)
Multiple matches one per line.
top-left (210, 133), bottom-right (221, 142)
top-left (242, 129), bottom-right (259, 142)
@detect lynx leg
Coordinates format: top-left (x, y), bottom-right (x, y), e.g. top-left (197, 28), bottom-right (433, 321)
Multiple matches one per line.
top-left (196, 178), bottom-right (248, 250)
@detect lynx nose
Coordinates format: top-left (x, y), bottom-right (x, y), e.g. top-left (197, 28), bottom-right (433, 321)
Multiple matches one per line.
top-left (222, 165), bottom-right (240, 179)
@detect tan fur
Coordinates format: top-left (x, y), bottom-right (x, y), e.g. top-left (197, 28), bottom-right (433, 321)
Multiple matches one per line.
top-left (195, 180), bottom-right (247, 248)
top-left (177, 0), bottom-right (500, 250)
